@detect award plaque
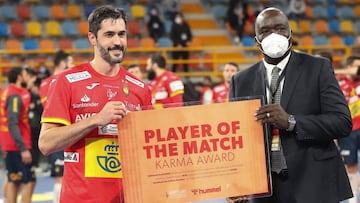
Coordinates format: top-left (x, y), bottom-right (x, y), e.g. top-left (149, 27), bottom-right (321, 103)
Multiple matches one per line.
top-left (118, 96), bottom-right (271, 203)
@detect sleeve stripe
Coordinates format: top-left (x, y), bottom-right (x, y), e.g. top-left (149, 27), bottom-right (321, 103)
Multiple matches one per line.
top-left (40, 97), bottom-right (47, 104)
top-left (41, 117), bottom-right (71, 126)
top-left (12, 97), bottom-right (18, 112)
top-left (170, 90), bottom-right (184, 97)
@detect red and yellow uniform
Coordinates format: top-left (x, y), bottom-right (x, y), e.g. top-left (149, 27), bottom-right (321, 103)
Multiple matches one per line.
top-left (338, 76), bottom-right (360, 130)
top-left (149, 71), bottom-right (184, 109)
top-left (41, 63), bottom-right (152, 202)
top-left (39, 74), bottom-right (56, 106)
top-left (212, 83), bottom-right (229, 103)
top-left (0, 84), bottom-right (31, 151)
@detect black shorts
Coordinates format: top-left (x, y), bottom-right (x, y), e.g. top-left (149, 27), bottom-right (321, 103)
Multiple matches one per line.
top-left (48, 151), bottom-right (64, 177)
top-left (5, 151), bottom-right (36, 184)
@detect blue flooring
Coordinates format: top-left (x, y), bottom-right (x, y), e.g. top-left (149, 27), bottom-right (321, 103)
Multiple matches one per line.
top-left (0, 175), bottom-right (54, 203)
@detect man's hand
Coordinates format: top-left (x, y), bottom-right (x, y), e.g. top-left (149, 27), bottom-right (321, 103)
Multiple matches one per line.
top-left (226, 196), bottom-right (248, 203)
top-left (255, 103), bottom-right (290, 129)
top-left (94, 101), bottom-right (128, 126)
top-left (21, 150), bottom-right (32, 164)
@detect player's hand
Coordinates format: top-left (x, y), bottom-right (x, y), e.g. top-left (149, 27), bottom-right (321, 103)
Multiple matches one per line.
top-left (95, 101), bottom-right (128, 126)
top-left (226, 196), bottom-right (249, 203)
top-left (21, 150), bottom-right (32, 164)
top-left (255, 103), bottom-right (290, 129)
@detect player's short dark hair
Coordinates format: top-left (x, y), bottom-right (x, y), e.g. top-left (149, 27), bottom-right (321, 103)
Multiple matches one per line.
top-left (34, 77), bottom-right (42, 88)
top-left (226, 62), bottom-right (239, 71)
top-left (317, 51), bottom-right (333, 63)
top-left (127, 64), bottom-right (140, 70)
top-left (88, 5), bottom-right (127, 37)
top-left (346, 56), bottom-right (360, 66)
top-left (53, 50), bottom-right (69, 67)
top-left (150, 53), bottom-right (166, 69)
top-left (24, 67), bottom-right (37, 77)
top-left (8, 67), bottom-right (23, 84)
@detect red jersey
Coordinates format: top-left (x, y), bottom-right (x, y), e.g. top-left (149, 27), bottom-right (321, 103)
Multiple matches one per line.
top-left (39, 74), bottom-right (56, 106)
top-left (149, 71), bottom-right (184, 109)
top-left (41, 63), bottom-right (152, 203)
top-left (0, 84), bottom-right (31, 151)
top-left (338, 76), bottom-right (360, 130)
top-left (212, 83), bottom-right (229, 103)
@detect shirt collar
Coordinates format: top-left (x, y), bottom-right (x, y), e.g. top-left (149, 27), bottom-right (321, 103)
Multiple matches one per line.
top-left (263, 52), bottom-right (291, 72)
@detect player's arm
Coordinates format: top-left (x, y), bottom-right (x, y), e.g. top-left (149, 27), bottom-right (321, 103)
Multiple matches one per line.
top-left (7, 95), bottom-right (27, 151)
top-left (39, 101), bottom-right (128, 156)
top-left (166, 79), bottom-right (184, 107)
top-left (7, 95), bottom-right (32, 164)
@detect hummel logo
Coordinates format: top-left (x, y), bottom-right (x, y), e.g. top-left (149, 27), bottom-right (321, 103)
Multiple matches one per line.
top-left (86, 83), bottom-right (100, 89)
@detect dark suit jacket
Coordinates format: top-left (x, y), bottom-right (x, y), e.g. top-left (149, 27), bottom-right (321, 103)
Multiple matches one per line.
top-left (229, 51), bottom-right (353, 203)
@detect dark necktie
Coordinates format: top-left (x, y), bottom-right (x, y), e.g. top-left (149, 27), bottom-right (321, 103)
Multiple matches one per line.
top-left (270, 67), bottom-right (288, 174)
top-left (271, 67), bottom-right (281, 104)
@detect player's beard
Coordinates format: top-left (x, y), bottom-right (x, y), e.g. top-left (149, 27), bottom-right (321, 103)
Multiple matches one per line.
top-left (147, 69), bottom-right (156, 80)
top-left (21, 81), bottom-right (27, 88)
top-left (20, 77), bottom-right (27, 88)
top-left (98, 44), bottom-right (126, 65)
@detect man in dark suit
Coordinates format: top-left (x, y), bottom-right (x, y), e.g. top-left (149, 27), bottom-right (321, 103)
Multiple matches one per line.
top-left (228, 7), bottom-right (353, 203)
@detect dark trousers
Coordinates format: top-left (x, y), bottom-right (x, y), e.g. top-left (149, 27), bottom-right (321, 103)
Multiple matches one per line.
top-left (241, 172), bottom-right (291, 203)
top-left (31, 126), bottom-right (41, 167)
top-left (172, 50), bottom-right (189, 72)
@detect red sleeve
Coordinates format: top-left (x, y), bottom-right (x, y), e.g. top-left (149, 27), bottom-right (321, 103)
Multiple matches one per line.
top-left (39, 77), bottom-right (50, 106)
top-left (164, 94), bottom-right (183, 108)
top-left (143, 85), bottom-right (153, 110)
top-left (165, 77), bottom-right (184, 107)
top-left (41, 75), bottom-right (72, 126)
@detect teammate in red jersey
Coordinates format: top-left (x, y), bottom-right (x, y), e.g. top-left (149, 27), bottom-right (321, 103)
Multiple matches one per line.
top-left (146, 53), bottom-right (184, 109)
top-left (212, 62), bottom-right (239, 103)
top-left (40, 50), bottom-right (74, 106)
top-left (336, 56), bottom-right (360, 203)
top-left (39, 50), bottom-right (74, 203)
top-left (0, 67), bottom-right (36, 203)
top-left (126, 64), bottom-right (143, 80)
top-left (38, 5), bottom-right (152, 203)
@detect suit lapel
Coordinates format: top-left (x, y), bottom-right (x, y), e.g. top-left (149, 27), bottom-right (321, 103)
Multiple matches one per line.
top-left (281, 51), bottom-right (302, 110)
top-left (256, 62), bottom-right (267, 101)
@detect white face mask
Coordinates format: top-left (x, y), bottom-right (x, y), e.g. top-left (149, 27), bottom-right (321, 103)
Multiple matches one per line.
top-left (258, 33), bottom-right (290, 58)
top-left (150, 9), bottom-right (157, 15)
top-left (175, 17), bottom-right (182, 24)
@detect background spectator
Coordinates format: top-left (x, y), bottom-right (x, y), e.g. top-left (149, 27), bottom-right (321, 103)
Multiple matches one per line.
top-left (170, 12), bottom-right (192, 72)
top-left (163, 0), bottom-right (181, 21)
top-left (336, 56), bottom-right (360, 203)
top-left (27, 70), bottom-right (43, 171)
top-left (146, 53), bottom-right (184, 108)
top-left (127, 64), bottom-right (144, 80)
top-left (287, 0), bottom-right (306, 20)
top-left (146, 5), bottom-right (165, 43)
top-left (212, 62), bottom-right (239, 103)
